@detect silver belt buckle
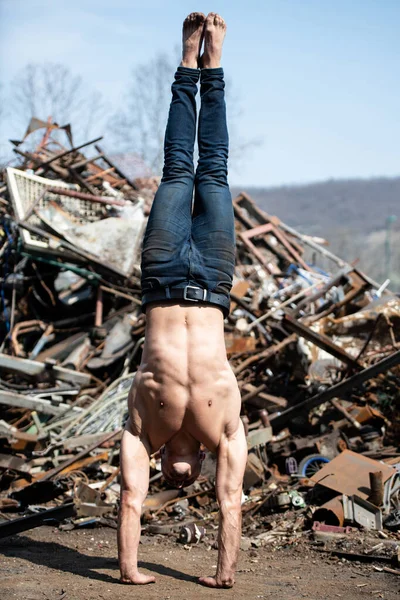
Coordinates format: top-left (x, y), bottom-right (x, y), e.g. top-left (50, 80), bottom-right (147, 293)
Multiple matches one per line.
top-left (183, 285), bottom-right (207, 302)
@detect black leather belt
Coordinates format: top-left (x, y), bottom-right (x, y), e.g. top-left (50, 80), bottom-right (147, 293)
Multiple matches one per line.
top-left (142, 285), bottom-right (230, 316)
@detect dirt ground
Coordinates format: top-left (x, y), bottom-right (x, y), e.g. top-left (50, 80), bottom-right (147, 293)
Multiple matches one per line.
top-left (0, 526), bottom-right (399, 600)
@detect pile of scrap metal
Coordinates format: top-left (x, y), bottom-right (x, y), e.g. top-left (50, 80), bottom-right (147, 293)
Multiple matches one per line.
top-left (0, 123), bottom-right (399, 551)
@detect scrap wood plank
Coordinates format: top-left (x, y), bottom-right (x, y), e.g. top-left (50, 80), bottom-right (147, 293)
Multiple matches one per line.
top-left (234, 334), bottom-right (297, 375)
top-left (241, 383), bottom-right (268, 403)
top-left (225, 333), bottom-right (257, 355)
top-left (85, 166), bottom-right (115, 183)
top-left (0, 353), bottom-right (91, 386)
top-left (373, 566), bottom-right (400, 576)
top-left (230, 280), bottom-right (250, 312)
top-left (56, 450), bottom-right (109, 476)
top-left (325, 549), bottom-right (394, 564)
top-left (241, 384), bottom-right (287, 408)
top-left (257, 392), bottom-right (288, 408)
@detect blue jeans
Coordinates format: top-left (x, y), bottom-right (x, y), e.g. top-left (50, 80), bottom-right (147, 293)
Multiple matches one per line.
top-left (141, 67), bottom-right (235, 316)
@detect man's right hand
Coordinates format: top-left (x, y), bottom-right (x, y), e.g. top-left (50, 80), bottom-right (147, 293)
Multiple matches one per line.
top-left (120, 572), bottom-right (156, 585)
top-left (199, 575), bottom-right (234, 588)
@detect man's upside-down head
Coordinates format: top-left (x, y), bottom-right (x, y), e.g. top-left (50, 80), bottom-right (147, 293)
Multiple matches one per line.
top-left (161, 442), bottom-right (206, 489)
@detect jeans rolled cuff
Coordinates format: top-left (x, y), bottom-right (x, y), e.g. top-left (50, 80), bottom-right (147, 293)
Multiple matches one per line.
top-left (176, 66), bottom-right (200, 78)
top-left (200, 67), bottom-right (224, 78)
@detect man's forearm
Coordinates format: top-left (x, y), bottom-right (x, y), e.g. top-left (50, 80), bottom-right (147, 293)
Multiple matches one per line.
top-left (216, 502), bottom-right (242, 586)
top-left (118, 493), bottom-right (142, 581)
top-left (118, 427), bottom-right (155, 584)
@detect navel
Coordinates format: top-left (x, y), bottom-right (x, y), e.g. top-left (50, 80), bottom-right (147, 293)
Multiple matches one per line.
top-left (208, 400), bottom-right (212, 407)
top-left (160, 401), bottom-right (164, 408)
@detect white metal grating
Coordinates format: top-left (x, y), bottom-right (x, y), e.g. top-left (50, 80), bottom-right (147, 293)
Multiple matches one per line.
top-left (6, 168), bottom-right (103, 249)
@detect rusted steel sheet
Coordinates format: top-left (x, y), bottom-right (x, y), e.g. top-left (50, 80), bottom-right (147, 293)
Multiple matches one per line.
top-left (310, 450), bottom-right (396, 499)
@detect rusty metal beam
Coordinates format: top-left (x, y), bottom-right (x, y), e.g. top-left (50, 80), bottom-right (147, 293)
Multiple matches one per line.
top-left (270, 349), bottom-right (400, 430)
top-left (282, 314), bottom-right (362, 370)
top-left (0, 502), bottom-right (76, 539)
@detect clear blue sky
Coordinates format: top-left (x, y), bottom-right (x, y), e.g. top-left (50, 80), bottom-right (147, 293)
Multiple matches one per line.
top-left (1, 0), bottom-right (399, 186)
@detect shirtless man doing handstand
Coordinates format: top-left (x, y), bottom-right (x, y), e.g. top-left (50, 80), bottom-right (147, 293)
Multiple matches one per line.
top-left (118, 12), bottom-right (247, 589)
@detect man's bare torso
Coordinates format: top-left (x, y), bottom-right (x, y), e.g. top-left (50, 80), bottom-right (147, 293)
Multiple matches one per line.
top-left (128, 302), bottom-right (241, 452)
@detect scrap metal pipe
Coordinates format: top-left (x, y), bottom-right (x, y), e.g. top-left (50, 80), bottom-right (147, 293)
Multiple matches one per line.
top-left (47, 186), bottom-right (127, 207)
top-left (312, 496), bottom-right (344, 527)
top-left (368, 471), bottom-right (384, 507)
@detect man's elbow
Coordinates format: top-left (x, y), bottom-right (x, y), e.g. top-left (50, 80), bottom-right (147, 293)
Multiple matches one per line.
top-left (218, 495), bottom-right (242, 515)
top-left (120, 489), bottom-right (143, 515)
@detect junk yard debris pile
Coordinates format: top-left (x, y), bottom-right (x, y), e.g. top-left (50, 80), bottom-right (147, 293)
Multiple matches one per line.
top-left (0, 123), bottom-right (399, 571)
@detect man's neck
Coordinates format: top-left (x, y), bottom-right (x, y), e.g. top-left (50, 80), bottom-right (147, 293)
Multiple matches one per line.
top-left (165, 430), bottom-right (199, 455)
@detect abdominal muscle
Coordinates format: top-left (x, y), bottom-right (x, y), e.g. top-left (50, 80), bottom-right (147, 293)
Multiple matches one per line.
top-left (128, 302), bottom-right (241, 453)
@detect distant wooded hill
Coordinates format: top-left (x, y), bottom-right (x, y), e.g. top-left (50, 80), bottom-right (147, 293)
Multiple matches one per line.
top-left (232, 177), bottom-right (400, 291)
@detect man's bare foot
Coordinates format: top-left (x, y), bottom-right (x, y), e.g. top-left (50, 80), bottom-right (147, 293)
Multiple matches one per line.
top-left (181, 12), bottom-right (206, 69)
top-left (200, 13), bottom-right (226, 69)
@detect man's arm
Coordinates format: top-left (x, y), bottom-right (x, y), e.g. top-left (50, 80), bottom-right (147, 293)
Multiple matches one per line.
top-left (118, 423), bottom-right (155, 585)
top-left (199, 419), bottom-right (248, 588)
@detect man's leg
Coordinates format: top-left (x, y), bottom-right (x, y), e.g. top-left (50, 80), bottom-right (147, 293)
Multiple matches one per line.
top-left (141, 13), bottom-right (205, 298)
top-left (191, 14), bottom-right (235, 304)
